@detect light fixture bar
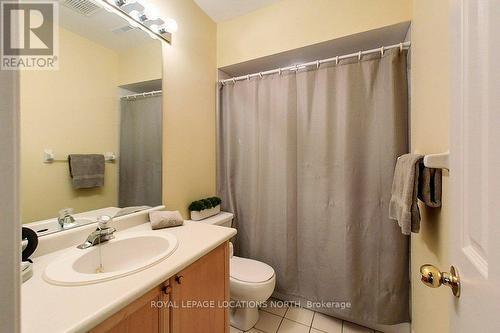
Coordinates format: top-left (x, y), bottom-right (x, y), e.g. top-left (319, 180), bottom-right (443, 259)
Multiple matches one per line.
top-left (95, 0), bottom-right (172, 44)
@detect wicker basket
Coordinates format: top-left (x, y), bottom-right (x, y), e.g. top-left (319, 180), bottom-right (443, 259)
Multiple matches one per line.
top-left (190, 205), bottom-right (221, 221)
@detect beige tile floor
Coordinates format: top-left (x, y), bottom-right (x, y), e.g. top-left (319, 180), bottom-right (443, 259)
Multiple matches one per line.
top-left (230, 299), bottom-right (383, 333)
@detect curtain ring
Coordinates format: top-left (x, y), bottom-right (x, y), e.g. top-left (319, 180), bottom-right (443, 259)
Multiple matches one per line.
top-left (259, 72), bottom-right (263, 79)
top-left (232, 78), bottom-right (236, 84)
top-left (247, 75), bottom-right (250, 81)
top-left (399, 43), bottom-right (404, 53)
top-left (278, 68), bottom-right (282, 75)
top-left (380, 46), bottom-right (384, 56)
top-left (316, 60), bottom-right (320, 69)
top-left (335, 56), bottom-right (339, 65)
top-left (358, 51), bottom-right (362, 61)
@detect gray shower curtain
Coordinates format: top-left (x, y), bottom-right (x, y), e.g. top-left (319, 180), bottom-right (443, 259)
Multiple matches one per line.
top-left (119, 95), bottom-right (162, 207)
top-left (218, 49), bottom-right (409, 325)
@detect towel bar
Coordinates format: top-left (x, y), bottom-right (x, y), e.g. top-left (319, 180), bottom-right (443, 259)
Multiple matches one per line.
top-left (423, 151), bottom-right (449, 170)
top-left (43, 149), bottom-right (116, 164)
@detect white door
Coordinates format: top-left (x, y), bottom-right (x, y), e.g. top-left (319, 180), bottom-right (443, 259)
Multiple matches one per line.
top-left (449, 0), bottom-right (500, 331)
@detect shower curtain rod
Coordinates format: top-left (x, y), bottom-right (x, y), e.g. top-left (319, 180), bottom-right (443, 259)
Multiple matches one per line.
top-left (219, 41), bottom-right (411, 84)
top-left (121, 90), bottom-right (162, 100)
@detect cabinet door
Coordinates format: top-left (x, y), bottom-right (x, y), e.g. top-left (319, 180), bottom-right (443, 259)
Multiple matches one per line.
top-left (89, 285), bottom-right (168, 333)
top-left (170, 242), bottom-right (230, 333)
top-left (160, 282), bottom-right (170, 333)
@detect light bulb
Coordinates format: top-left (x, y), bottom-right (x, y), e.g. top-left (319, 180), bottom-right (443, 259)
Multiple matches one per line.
top-left (142, 4), bottom-right (160, 21)
top-left (121, 1), bottom-right (144, 19)
top-left (143, 18), bottom-right (164, 30)
top-left (164, 18), bottom-right (178, 33)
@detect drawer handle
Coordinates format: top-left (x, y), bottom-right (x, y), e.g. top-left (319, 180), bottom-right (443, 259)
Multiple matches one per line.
top-left (175, 275), bottom-right (184, 284)
top-left (161, 285), bottom-right (171, 294)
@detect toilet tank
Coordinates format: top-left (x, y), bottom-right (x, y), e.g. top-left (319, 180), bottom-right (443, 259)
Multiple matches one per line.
top-left (188, 212), bottom-right (234, 228)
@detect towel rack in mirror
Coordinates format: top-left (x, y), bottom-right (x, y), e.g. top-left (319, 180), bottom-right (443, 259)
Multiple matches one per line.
top-left (43, 149), bottom-right (116, 164)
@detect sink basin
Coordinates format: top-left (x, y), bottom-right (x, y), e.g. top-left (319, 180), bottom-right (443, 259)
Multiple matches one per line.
top-left (44, 232), bottom-right (178, 286)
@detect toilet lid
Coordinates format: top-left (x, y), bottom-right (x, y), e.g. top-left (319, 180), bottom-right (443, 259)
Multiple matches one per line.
top-left (230, 256), bottom-right (275, 283)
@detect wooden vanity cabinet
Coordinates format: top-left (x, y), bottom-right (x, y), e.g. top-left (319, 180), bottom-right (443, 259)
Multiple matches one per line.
top-left (89, 242), bottom-right (229, 333)
top-left (170, 241), bottom-right (230, 333)
top-left (89, 284), bottom-right (168, 333)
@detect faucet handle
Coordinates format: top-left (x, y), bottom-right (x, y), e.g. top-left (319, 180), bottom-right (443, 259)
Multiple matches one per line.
top-left (58, 208), bottom-right (73, 218)
top-left (97, 215), bottom-right (112, 229)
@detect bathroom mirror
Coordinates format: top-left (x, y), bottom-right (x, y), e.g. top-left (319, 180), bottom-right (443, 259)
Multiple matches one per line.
top-left (20, 0), bottom-right (163, 236)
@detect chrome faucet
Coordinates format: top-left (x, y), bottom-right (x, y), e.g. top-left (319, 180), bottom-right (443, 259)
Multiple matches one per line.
top-left (77, 215), bottom-right (116, 249)
top-left (58, 208), bottom-right (76, 229)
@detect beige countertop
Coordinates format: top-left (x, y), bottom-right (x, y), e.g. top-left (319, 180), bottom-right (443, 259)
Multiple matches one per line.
top-left (21, 221), bottom-right (236, 333)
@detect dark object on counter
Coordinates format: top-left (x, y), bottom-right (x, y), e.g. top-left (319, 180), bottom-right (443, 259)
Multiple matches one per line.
top-left (22, 227), bottom-right (38, 263)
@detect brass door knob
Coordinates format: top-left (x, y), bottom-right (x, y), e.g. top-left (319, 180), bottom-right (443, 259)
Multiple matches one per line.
top-left (420, 264), bottom-right (461, 297)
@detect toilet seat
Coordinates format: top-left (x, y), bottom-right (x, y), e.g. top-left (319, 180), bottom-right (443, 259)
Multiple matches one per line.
top-left (230, 256), bottom-right (274, 283)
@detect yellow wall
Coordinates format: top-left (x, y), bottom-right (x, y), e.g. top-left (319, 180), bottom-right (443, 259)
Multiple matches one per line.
top-left (151, 0), bottom-right (217, 217)
top-left (410, 1), bottom-right (451, 332)
top-left (20, 28), bottom-right (119, 223)
top-left (217, 0), bottom-right (412, 67)
top-left (118, 41), bottom-right (162, 86)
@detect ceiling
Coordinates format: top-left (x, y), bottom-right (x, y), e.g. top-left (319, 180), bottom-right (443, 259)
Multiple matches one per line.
top-left (193, 0), bottom-right (282, 22)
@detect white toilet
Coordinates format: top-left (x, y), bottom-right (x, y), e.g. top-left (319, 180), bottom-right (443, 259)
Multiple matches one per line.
top-left (189, 212), bottom-right (276, 331)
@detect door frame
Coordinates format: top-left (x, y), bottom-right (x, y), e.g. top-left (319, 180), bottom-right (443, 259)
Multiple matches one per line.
top-left (0, 64), bottom-right (21, 331)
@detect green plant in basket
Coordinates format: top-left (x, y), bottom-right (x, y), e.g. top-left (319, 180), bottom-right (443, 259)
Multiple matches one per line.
top-left (188, 196), bottom-right (222, 212)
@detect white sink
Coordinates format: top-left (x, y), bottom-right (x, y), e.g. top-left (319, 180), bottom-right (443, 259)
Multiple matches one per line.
top-left (44, 232), bottom-right (178, 286)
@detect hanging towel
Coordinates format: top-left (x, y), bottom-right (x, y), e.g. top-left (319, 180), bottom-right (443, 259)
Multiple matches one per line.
top-left (389, 153), bottom-right (423, 235)
top-left (418, 166), bottom-right (442, 208)
top-left (68, 154), bottom-right (105, 189)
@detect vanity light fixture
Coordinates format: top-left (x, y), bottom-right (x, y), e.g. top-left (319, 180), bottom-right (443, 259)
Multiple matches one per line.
top-left (143, 17), bottom-right (164, 29)
top-left (96, 0), bottom-right (177, 43)
top-left (163, 17), bottom-right (178, 33)
top-left (120, 1), bottom-right (144, 19)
